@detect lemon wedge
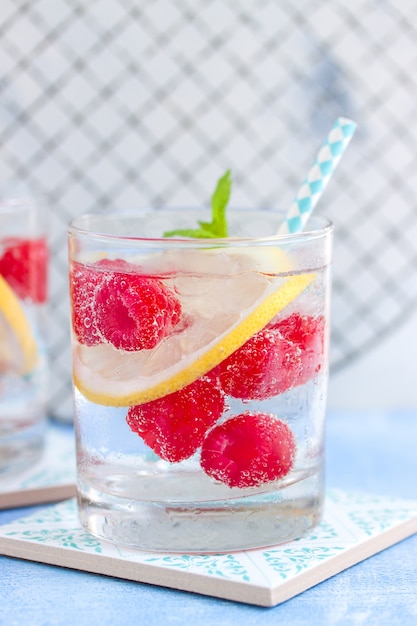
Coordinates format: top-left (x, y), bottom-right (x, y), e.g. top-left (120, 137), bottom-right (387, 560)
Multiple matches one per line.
top-left (0, 274), bottom-right (37, 375)
top-left (73, 267), bottom-right (314, 408)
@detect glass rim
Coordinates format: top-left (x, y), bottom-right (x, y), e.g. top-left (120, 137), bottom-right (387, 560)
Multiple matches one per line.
top-left (0, 197), bottom-right (37, 214)
top-left (68, 207), bottom-right (333, 247)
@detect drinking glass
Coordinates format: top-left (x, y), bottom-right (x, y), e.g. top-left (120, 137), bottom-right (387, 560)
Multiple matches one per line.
top-left (68, 208), bottom-right (332, 552)
top-left (0, 185), bottom-right (48, 475)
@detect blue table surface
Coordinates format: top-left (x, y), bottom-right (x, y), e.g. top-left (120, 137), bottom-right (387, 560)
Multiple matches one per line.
top-left (1, 409), bottom-right (417, 626)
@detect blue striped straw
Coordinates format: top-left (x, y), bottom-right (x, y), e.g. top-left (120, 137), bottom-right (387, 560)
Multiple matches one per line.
top-left (277, 117), bottom-right (357, 235)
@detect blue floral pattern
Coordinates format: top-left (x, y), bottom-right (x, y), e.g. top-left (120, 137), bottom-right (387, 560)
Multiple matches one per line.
top-left (144, 553), bottom-right (251, 581)
top-left (262, 546), bottom-right (344, 579)
top-left (6, 528), bottom-right (103, 553)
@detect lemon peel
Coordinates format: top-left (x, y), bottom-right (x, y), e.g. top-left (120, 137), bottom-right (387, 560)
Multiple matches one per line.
top-left (73, 272), bottom-right (314, 407)
top-left (0, 274), bottom-right (37, 374)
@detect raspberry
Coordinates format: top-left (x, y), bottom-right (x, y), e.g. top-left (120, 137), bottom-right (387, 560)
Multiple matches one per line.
top-left (272, 314), bottom-right (325, 385)
top-left (0, 237), bottom-right (48, 303)
top-left (71, 261), bottom-right (105, 346)
top-left (70, 259), bottom-right (131, 346)
top-left (95, 270), bottom-right (182, 351)
top-left (126, 377), bottom-right (225, 462)
top-left (212, 326), bottom-right (302, 400)
top-left (200, 413), bottom-right (296, 488)
top-left (212, 313), bottom-right (325, 401)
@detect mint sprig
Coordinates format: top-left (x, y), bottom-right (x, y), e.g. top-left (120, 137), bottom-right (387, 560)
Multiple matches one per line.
top-left (163, 170), bottom-right (232, 238)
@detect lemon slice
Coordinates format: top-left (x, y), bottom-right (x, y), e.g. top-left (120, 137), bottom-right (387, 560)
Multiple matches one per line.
top-left (0, 274), bottom-right (37, 375)
top-left (73, 268), bottom-right (314, 408)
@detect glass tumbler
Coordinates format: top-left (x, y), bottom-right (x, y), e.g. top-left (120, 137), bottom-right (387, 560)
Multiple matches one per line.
top-left (68, 208), bottom-right (332, 552)
top-left (0, 186), bottom-right (49, 475)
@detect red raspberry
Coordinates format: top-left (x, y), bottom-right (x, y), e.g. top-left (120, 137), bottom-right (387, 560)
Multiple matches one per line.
top-left (212, 326), bottom-right (302, 400)
top-left (71, 261), bottom-right (106, 346)
top-left (70, 259), bottom-right (137, 346)
top-left (0, 237), bottom-right (48, 303)
top-left (212, 314), bottom-right (325, 401)
top-left (70, 259), bottom-right (132, 346)
top-left (200, 413), bottom-right (296, 488)
top-left (126, 378), bottom-right (225, 462)
top-left (272, 314), bottom-right (325, 385)
top-left (95, 269), bottom-right (182, 351)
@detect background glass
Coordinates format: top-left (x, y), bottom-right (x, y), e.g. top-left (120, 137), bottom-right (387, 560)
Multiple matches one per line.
top-left (0, 184), bottom-right (49, 475)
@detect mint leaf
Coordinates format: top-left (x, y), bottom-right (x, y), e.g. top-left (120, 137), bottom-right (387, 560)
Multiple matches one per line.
top-left (164, 170), bottom-right (232, 238)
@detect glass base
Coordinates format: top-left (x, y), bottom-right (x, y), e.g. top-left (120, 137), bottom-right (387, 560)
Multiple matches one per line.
top-left (0, 418), bottom-right (46, 476)
top-left (77, 470), bottom-right (324, 553)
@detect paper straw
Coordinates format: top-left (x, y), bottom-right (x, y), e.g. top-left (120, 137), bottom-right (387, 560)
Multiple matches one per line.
top-left (277, 117), bottom-right (357, 235)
